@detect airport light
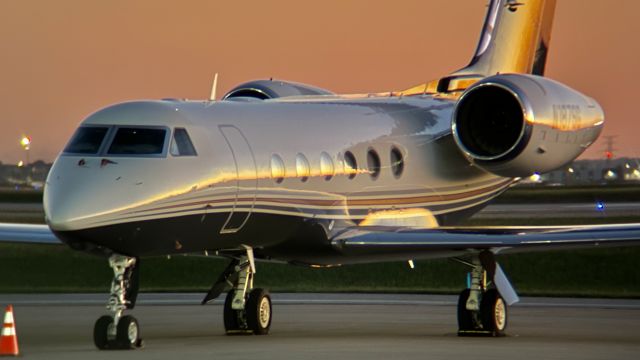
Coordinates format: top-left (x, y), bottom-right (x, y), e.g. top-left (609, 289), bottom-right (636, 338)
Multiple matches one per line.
top-left (20, 136), bottom-right (31, 150)
top-left (17, 160), bottom-right (24, 167)
top-left (529, 172), bottom-right (541, 182)
top-left (20, 135), bottom-right (31, 166)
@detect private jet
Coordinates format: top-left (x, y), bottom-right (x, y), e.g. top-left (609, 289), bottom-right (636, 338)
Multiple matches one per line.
top-left (2, 0), bottom-right (640, 350)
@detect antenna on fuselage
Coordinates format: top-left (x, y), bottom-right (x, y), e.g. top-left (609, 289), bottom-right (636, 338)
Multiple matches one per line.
top-left (209, 73), bottom-right (219, 101)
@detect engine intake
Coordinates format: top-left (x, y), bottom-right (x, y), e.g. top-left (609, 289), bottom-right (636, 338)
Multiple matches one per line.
top-left (452, 74), bottom-right (604, 177)
top-left (454, 85), bottom-right (525, 160)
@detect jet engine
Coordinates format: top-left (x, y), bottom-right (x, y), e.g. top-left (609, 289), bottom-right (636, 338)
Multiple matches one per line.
top-left (223, 79), bottom-right (334, 100)
top-left (452, 74), bottom-right (604, 178)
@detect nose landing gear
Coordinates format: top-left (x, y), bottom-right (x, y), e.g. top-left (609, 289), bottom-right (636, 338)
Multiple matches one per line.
top-left (93, 254), bottom-right (144, 350)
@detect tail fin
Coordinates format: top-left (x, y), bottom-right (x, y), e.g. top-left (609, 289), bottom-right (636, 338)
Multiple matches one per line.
top-left (400, 0), bottom-right (556, 96)
top-left (457, 0), bottom-right (557, 77)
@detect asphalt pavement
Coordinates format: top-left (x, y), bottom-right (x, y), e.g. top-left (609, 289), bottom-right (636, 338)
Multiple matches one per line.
top-left (1, 293), bottom-right (638, 360)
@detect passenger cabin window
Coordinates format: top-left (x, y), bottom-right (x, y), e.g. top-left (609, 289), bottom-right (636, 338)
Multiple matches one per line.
top-left (64, 126), bottom-right (109, 154)
top-left (170, 128), bottom-right (197, 156)
top-left (296, 153), bottom-right (310, 182)
top-left (320, 152), bottom-right (335, 180)
top-left (271, 154), bottom-right (285, 183)
top-left (107, 127), bottom-right (167, 155)
top-left (390, 146), bottom-right (404, 178)
top-left (344, 151), bottom-right (357, 180)
top-left (367, 149), bottom-right (381, 180)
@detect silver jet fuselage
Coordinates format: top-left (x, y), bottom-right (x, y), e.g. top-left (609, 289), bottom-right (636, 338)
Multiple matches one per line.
top-left (44, 94), bottom-right (510, 264)
top-left (44, 76), bottom-right (603, 265)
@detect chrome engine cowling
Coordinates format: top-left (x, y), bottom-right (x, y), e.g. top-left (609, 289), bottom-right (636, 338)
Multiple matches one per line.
top-left (452, 74), bottom-right (604, 177)
top-left (223, 79), bottom-right (334, 100)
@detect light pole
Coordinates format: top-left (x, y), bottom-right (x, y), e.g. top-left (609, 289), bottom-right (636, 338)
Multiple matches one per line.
top-left (20, 136), bottom-right (31, 166)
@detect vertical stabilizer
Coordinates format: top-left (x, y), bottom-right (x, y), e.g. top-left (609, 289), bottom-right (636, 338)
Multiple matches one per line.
top-left (456, 0), bottom-right (556, 77)
top-left (400, 0), bottom-right (556, 96)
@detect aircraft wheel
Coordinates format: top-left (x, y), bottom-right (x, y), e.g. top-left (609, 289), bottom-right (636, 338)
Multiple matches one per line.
top-left (457, 289), bottom-right (474, 332)
top-left (116, 315), bottom-right (143, 349)
top-left (94, 315), bottom-right (114, 350)
top-left (224, 290), bottom-right (242, 333)
top-left (246, 288), bottom-right (272, 335)
top-left (480, 289), bottom-right (507, 336)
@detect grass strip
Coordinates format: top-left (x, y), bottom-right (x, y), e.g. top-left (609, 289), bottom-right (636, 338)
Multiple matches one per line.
top-left (1, 242), bottom-right (638, 298)
top-left (0, 190), bottom-right (42, 203)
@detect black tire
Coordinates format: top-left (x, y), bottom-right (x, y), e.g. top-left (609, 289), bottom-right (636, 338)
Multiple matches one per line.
top-left (480, 289), bottom-right (507, 336)
top-left (246, 288), bottom-right (272, 335)
top-left (224, 290), bottom-right (241, 332)
top-left (116, 315), bottom-right (141, 349)
top-left (457, 289), bottom-right (474, 332)
top-left (94, 315), bottom-right (114, 350)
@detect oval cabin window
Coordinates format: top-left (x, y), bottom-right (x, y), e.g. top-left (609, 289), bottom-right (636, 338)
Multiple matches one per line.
top-left (320, 152), bottom-right (335, 180)
top-left (343, 151), bottom-right (357, 180)
top-left (390, 146), bottom-right (404, 178)
top-left (296, 153), bottom-right (310, 182)
top-left (270, 154), bottom-right (285, 183)
top-left (367, 149), bottom-right (381, 180)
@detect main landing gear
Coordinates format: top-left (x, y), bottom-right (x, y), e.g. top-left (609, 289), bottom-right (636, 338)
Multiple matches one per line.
top-left (202, 247), bottom-right (272, 335)
top-left (94, 254), bottom-right (143, 350)
top-left (455, 252), bottom-right (516, 337)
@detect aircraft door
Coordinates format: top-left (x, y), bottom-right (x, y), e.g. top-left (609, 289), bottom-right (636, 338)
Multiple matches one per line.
top-left (218, 125), bottom-right (257, 234)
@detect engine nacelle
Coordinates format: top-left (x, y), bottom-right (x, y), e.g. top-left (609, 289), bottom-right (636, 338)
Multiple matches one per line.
top-left (452, 74), bottom-right (604, 178)
top-left (223, 79), bottom-right (334, 100)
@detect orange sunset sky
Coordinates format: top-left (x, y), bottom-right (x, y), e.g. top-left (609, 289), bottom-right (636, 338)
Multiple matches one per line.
top-left (1, 0), bottom-right (639, 164)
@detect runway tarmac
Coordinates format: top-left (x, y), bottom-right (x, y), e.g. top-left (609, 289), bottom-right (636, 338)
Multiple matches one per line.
top-left (1, 293), bottom-right (639, 360)
top-left (472, 201), bottom-right (640, 219)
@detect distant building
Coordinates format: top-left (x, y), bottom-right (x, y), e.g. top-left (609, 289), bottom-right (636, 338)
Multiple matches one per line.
top-left (0, 161), bottom-right (52, 189)
top-left (525, 157), bottom-right (640, 185)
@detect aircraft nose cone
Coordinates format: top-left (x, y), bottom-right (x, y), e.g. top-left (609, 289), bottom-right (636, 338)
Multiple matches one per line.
top-left (44, 175), bottom-right (90, 231)
top-left (43, 160), bottom-right (114, 231)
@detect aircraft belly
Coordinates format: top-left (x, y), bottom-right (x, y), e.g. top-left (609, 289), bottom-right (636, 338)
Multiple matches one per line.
top-left (52, 212), bottom-right (307, 257)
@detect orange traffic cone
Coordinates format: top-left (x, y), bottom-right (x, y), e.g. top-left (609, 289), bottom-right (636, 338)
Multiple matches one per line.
top-left (0, 305), bottom-right (19, 356)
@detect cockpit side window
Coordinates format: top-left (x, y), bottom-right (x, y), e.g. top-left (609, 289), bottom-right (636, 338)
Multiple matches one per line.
top-left (107, 127), bottom-right (167, 155)
top-left (63, 126), bottom-right (109, 154)
top-left (170, 128), bottom-right (197, 156)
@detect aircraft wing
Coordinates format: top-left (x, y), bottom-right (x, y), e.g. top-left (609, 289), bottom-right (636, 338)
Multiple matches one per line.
top-left (0, 223), bottom-right (61, 244)
top-left (331, 223), bottom-right (640, 258)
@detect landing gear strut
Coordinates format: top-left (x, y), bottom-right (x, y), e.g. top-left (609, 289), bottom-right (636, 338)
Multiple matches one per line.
top-left (202, 247), bottom-right (272, 335)
top-left (94, 254), bottom-right (143, 350)
top-left (456, 253), bottom-right (510, 337)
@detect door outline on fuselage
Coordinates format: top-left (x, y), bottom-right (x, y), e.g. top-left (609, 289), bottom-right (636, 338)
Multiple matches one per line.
top-left (218, 125), bottom-right (257, 234)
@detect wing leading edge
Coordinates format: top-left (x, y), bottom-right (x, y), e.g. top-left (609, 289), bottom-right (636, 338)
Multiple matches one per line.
top-left (332, 223), bottom-right (640, 259)
top-left (0, 223), bottom-right (61, 244)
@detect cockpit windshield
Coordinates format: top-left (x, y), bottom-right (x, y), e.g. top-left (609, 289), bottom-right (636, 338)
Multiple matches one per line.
top-left (107, 127), bottom-right (167, 155)
top-left (63, 126), bottom-right (109, 154)
top-left (62, 125), bottom-right (182, 157)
